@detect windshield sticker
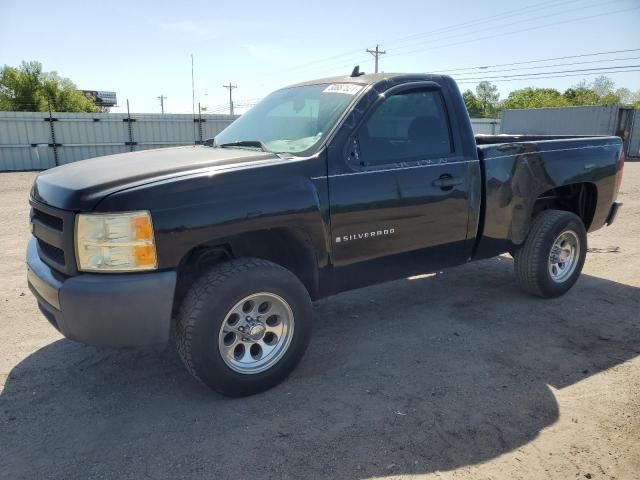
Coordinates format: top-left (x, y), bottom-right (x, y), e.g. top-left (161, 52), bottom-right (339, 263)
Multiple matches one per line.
top-left (323, 84), bottom-right (363, 95)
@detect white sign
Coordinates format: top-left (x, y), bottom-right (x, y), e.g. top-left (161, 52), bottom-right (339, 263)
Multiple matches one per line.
top-left (323, 84), bottom-right (363, 95)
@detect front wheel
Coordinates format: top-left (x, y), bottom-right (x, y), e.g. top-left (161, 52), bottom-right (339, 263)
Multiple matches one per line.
top-left (176, 258), bottom-right (312, 396)
top-left (514, 210), bottom-right (587, 298)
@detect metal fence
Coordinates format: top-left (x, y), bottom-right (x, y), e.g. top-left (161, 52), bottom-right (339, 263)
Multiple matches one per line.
top-left (0, 111), bottom-right (238, 171)
top-left (470, 118), bottom-right (501, 135)
top-left (501, 105), bottom-right (639, 159)
top-left (0, 112), bottom-right (501, 171)
top-left (629, 110), bottom-right (640, 158)
top-left (501, 105), bottom-right (621, 136)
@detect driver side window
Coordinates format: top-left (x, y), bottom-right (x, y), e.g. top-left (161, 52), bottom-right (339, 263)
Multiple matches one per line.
top-left (357, 89), bottom-right (453, 166)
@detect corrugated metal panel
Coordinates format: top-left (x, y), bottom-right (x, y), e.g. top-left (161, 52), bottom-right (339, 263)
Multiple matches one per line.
top-left (53, 112), bottom-right (131, 164)
top-left (0, 112), bottom-right (511, 168)
top-left (0, 145), bottom-right (54, 170)
top-left (0, 112), bottom-right (57, 170)
top-left (628, 110), bottom-right (640, 158)
top-left (470, 118), bottom-right (501, 135)
top-left (501, 105), bottom-right (620, 135)
top-left (0, 112), bottom-right (237, 171)
top-left (202, 115), bottom-right (239, 140)
top-left (134, 114), bottom-right (193, 145)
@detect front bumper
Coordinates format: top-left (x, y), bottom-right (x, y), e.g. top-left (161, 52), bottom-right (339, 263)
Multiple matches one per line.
top-left (26, 238), bottom-right (177, 348)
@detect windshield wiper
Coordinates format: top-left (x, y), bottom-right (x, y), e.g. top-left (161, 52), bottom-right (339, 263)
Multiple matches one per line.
top-left (217, 140), bottom-right (269, 152)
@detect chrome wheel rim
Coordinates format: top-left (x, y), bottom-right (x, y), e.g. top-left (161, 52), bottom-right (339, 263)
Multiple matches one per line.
top-left (218, 292), bottom-right (294, 374)
top-left (548, 230), bottom-right (580, 283)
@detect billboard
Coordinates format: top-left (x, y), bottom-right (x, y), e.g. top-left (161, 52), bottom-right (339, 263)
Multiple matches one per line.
top-left (81, 90), bottom-right (117, 107)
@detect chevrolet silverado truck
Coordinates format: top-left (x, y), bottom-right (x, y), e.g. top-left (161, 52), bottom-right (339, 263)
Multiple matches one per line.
top-left (27, 71), bottom-right (624, 396)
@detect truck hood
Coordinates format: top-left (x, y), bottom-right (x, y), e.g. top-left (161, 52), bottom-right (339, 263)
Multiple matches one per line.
top-left (31, 146), bottom-right (280, 211)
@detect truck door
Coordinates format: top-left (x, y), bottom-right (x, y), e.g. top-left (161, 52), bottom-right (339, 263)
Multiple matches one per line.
top-left (327, 82), bottom-right (478, 289)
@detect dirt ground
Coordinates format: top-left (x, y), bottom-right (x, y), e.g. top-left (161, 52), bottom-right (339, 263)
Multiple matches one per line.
top-left (1, 164), bottom-right (639, 480)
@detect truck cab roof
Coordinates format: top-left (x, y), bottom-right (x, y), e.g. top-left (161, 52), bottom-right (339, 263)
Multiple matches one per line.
top-left (285, 72), bottom-right (456, 90)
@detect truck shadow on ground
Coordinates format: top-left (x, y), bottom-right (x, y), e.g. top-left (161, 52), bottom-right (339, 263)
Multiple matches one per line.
top-left (2, 257), bottom-right (639, 479)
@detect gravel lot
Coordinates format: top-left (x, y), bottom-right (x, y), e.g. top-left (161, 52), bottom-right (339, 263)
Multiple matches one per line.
top-left (1, 165), bottom-right (639, 480)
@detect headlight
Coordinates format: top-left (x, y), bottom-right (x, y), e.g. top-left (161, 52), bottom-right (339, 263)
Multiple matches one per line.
top-left (75, 211), bottom-right (157, 272)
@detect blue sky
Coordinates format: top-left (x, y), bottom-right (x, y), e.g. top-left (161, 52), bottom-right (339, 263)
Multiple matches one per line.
top-left (1, 0), bottom-right (639, 114)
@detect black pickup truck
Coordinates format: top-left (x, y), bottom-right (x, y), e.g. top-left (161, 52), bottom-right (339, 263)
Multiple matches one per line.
top-left (27, 71), bottom-right (624, 396)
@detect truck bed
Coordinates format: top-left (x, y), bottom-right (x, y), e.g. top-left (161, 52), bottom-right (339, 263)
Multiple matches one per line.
top-left (472, 135), bottom-right (622, 260)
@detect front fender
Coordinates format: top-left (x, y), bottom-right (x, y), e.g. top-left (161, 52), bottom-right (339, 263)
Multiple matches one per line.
top-left (95, 156), bottom-right (330, 271)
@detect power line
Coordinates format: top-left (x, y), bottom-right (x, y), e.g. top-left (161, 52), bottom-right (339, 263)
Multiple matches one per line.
top-left (452, 64), bottom-right (640, 81)
top-left (257, 0), bottom-right (588, 78)
top-left (435, 48), bottom-right (640, 73)
top-left (383, 0), bottom-right (624, 56)
top-left (455, 68), bottom-right (640, 84)
top-left (206, 58), bottom-right (640, 112)
top-left (448, 56), bottom-right (640, 77)
top-left (381, 0), bottom-right (581, 49)
top-left (368, 4), bottom-right (632, 80)
top-left (257, 0), bottom-right (625, 80)
top-left (222, 68), bottom-right (640, 109)
top-left (385, 5), bottom-right (640, 60)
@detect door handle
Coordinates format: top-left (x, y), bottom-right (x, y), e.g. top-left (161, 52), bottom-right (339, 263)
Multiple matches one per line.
top-left (432, 174), bottom-right (463, 190)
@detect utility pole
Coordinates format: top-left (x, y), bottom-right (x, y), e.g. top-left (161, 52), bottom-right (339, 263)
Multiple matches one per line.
top-left (157, 95), bottom-right (167, 114)
top-left (223, 82), bottom-right (237, 116)
top-left (191, 54), bottom-right (196, 143)
top-left (366, 44), bottom-right (386, 73)
top-left (191, 54), bottom-right (195, 118)
top-left (197, 102), bottom-right (203, 144)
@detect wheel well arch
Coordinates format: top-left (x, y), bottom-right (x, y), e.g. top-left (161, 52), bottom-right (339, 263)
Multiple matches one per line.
top-left (531, 182), bottom-right (598, 230)
top-left (173, 227), bottom-right (320, 309)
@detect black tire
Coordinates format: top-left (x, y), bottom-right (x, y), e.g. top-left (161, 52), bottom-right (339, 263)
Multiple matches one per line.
top-left (514, 209), bottom-right (587, 298)
top-left (176, 258), bottom-right (312, 397)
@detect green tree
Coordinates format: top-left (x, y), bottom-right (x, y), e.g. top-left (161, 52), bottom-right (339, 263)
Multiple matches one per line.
top-left (562, 76), bottom-right (632, 106)
top-left (590, 75), bottom-right (615, 98)
top-left (503, 87), bottom-right (568, 109)
top-left (614, 87), bottom-right (633, 104)
top-left (462, 89), bottom-right (483, 117)
top-left (563, 86), bottom-right (600, 106)
top-left (475, 81), bottom-right (500, 117)
top-left (599, 92), bottom-right (621, 105)
top-left (0, 61), bottom-right (98, 112)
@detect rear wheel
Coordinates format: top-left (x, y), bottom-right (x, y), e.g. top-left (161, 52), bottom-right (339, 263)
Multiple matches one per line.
top-left (176, 258), bottom-right (312, 396)
top-left (514, 210), bottom-right (587, 298)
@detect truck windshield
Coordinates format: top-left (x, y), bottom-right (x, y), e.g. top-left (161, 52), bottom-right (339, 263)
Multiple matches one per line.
top-left (214, 83), bottom-right (363, 156)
